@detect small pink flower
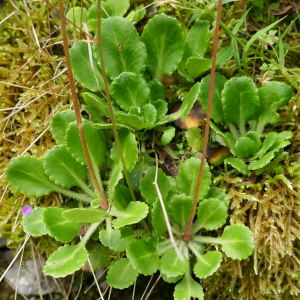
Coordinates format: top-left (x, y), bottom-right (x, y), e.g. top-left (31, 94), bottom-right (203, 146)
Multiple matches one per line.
top-left (22, 205), bottom-right (32, 217)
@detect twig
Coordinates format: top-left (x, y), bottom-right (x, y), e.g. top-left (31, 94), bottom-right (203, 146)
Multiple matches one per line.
top-left (57, 0), bottom-right (109, 210)
top-left (30, 239), bottom-right (43, 300)
top-left (183, 0), bottom-right (223, 242)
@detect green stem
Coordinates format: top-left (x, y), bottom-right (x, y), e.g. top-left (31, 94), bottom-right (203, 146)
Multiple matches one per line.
top-left (96, 0), bottom-right (136, 203)
top-left (158, 243), bottom-right (176, 255)
top-left (192, 235), bottom-right (221, 244)
top-left (158, 239), bottom-right (171, 247)
top-left (228, 122), bottom-right (240, 140)
top-left (76, 179), bottom-right (96, 198)
top-left (55, 186), bottom-right (92, 203)
top-left (171, 226), bottom-right (182, 237)
top-left (187, 241), bottom-right (202, 260)
top-left (80, 222), bottom-right (101, 246)
top-left (190, 222), bottom-right (202, 236)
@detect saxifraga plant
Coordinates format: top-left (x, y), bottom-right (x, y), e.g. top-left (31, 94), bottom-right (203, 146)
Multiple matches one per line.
top-left (3, 0), bottom-right (256, 299)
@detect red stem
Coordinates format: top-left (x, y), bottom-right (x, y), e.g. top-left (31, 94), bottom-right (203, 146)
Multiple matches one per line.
top-left (183, 0), bottom-right (223, 241)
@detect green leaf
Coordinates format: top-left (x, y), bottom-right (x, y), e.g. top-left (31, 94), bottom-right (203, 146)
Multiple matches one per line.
top-left (106, 0), bottom-right (130, 16)
top-left (234, 137), bottom-right (257, 159)
top-left (197, 199), bottom-right (227, 230)
top-left (205, 187), bottom-right (229, 207)
top-left (152, 100), bottom-right (168, 120)
top-left (194, 251), bottom-right (222, 279)
top-left (114, 185), bottom-right (132, 210)
top-left (174, 273), bottom-right (204, 300)
top-left (269, 139), bottom-right (291, 152)
top-left (50, 110), bottom-right (76, 145)
top-left (185, 128), bottom-right (203, 152)
top-left (110, 227), bottom-right (136, 252)
top-left (42, 207), bottom-right (81, 243)
top-left (215, 46), bottom-right (233, 69)
top-left (5, 156), bottom-right (57, 197)
top-left (23, 207), bottom-right (48, 237)
top-left (252, 132), bottom-right (277, 159)
top-left (86, 243), bottom-right (111, 271)
top-left (111, 72), bottom-right (150, 111)
top-left (148, 79), bottom-right (166, 102)
top-left (141, 13), bottom-right (185, 80)
top-left (110, 128), bottom-right (138, 172)
top-left (66, 121), bottom-right (106, 167)
top-left (199, 73), bottom-right (227, 123)
top-left (257, 81), bottom-right (293, 133)
top-left (157, 82), bottom-right (201, 125)
top-left (225, 157), bottom-right (249, 175)
top-left (127, 240), bottom-right (160, 276)
top-left (111, 202), bottom-right (149, 228)
top-left (62, 208), bottom-right (108, 223)
top-left (127, 5), bottom-right (146, 24)
top-left (186, 55), bottom-right (212, 79)
top-left (210, 122), bottom-right (235, 153)
top-left (176, 158), bottom-right (211, 201)
top-left (248, 151), bottom-right (275, 171)
top-left (160, 249), bottom-right (189, 277)
top-left (70, 41), bottom-right (104, 91)
top-left (99, 228), bottom-right (121, 247)
top-left (82, 92), bottom-right (111, 117)
top-left (43, 145), bottom-right (88, 189)
top-left (93, 17), bottom-right (146, 79)
top-left (161, 273), bottom-right (183, 284)
top-left (186, 20), bottom-right (210, 56)
top-left (108, 164), bottom-right (123, 201)
top-left (143, 103), bottom-right (157, 126)
top-left (140, 166), bottom-right (170, 205)
top-left (106, 258), bottom-right (139, 289)
top-left (245, 131), bottom-right (261, 152)
top-left (152, 199), bottom-right (167, 234)
top-left (87, 3), bottom-right (112, 32)
top-left (115, 111), bottom-right (148, 130)
top-left (169, 195), bottom-right (193, 230)
top-left (222, 77), bottom-right (260, 131)
top-left (161, 126), bottom-right (176, 146)
top-left (43, 244), bottom-right (88, 278)
top-left (66, 7), bottom-right (87, 31)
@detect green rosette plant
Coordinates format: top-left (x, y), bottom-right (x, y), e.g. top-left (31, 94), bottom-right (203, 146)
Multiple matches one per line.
top-left (199, 73), bottom-right (293, 175)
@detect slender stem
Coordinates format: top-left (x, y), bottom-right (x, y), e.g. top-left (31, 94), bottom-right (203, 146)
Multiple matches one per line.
top-left (80, 223), bottom-right (101, 246)
top-left (183, 0), bottom-right (223, 242)
top-left (228, 122), bottom-right (240, 140)
top-left (158, 243), bottom-right (176, 256)
top-left (96, 0), bottom-right (136, 203)
top-left (190, 221), bottom-right (202, 236)
top-left (187, 241), bottom-right (202, 260)
top-left (171, 226), bottom-right (182, 237)
top-left (76, 179), bottom-right (96, 198)
top-left (55, 186), bottom-right (92, 203)
top-left (192, 235), bottom-right (221, 244)
top-left (57, 0), bottom-right (109, 210)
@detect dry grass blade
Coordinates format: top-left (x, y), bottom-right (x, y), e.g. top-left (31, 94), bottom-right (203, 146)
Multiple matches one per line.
top-left (145, 275), bottom-right (161, 300)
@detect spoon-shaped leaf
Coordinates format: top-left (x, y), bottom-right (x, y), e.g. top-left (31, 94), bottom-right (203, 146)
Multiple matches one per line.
top-left (114, 185), bottom-right (132, 210)
top-left (224, 157), bottom-right (249, 176)
top-left (248, 151), bottom-right (275, 171)
top-left (186, 55), bottom-right (212, 79)
top-left (143, 103), bottom-right (157, 126)
top-left (106, 0), bottom-right (130, 16)
top-left (152, 199), bottom-right (167, 234)
top-left (23, 207), bottom-right (48, 237)
top-left (160, 249), bottom-right (189, 277)
top-left (161, 126), bottom-right (176, 146)
top-left (194, 251), bottom-right (222, 279)
top-left (127, 240), bottom-right (160, 276)
top-left (141, 13), bottom-right (185, 80)
top-left (110, 227), bottom-right (136, 252)
top-left (43, 244), bottom-right (88, 278)
top-left (148, 79), bottom-right (166, 101)
top-left (99, 228), bottom-right (121, 247)
top-left (62, 208), bottom-right (108, 223)
top-left (93, 17), bottom-right (146, 79)
top-left (152, 100), bottom-right (168, 120)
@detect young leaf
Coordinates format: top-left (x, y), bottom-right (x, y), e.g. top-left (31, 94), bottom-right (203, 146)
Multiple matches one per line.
top-left (108, 164), bottom-right (123, 201)
top-left (106, 0), bottom-right (130, 16)
top-left (114, 185), bottom-right (132, 210)
top-left (42, 208), bottom-right (81, 243)
top-left (257, 81), bottom-right (293, 133)
top-left (62, 208), bottom-right (108, 223)
top-left (87, 2), bottom-right (112, 31)
top-left (197, 199), bottom-right (227, 231)
top-left (127, 4), bottom-right (146, 24)
top-left (219, 224), bottom-right (254, 260)
top-left (215, 46), bottom-right (234, 69)
top-left (174, 272), bottom-right (204, 300)
top-left (99, 228), bottom-right (121, 247)
top-left (160, 249), bottom-right (189, 277)
top-left (82, 92), bottom-right (111, 117)
top-left (86, 243), bottom-right (111, 271)
top-left (143, 103), bottom-right (157, 126)
top-left (110, 227), bottom-right (136, 252)
top-left (186, 55), bottom-right (212, 79)
top-left (210, 122), bottom-right (235, 153)
top-left (234, 137), bottom-right (257, 159)
top-left (245, 131), bottom-right (261, 152)
top-left (110, 128), bottom-right (138, 172)
top-left (252, 132), bottom-right (277, 159)
top-left (141, 13), bottom-right (185, 80)
top-left (111, 72), bottom-right (150, 112)
top-left (199, 73), bottom-right (227, 123)
top-left (111, 202), bottom-right (149, 228)
top-left (115, 111), bottom-right (148, 130)
top-left (185, 128), bottom-right (204, 152)
top-left (205, 187), bottom-right (229, 207)
top-left (194, 251), bottom-right (222, 279)
top-left (50, 110), bottom-right (76, 145)
top-left (148, 79), bottom-right (166, 102)
top-left (161, 273), bottom-right (183, 284)
top-left (106, 258), bottom-right (139, 289)
top-left (23, 207), bottom-right (48, 237)
top-left (43, 244), bottom-right (88, 278)
top-left (5, 156), bottom-right (57, 197)
top-left (222, 77), bottom-right (260, 132)
top-left (248, 151), bottom-right (275, 171)
top-left (70, 41), bottom-right (104, 92)
top-left (176, 158), bottom-right (211, 201)
top-left (140, 166), bottom-right (170, 205)
top-left (93, 17), bottom-right (146, 79)
top-left (152, 199), bottom-right (167, 234)
top-left (169, 195), bottom-right (193, 230)
top-left (225, 157), bottom-right (249, 176)
top-left (66, 121), bottom-right (106, 167)
top-left (127, 240), bottom-right (160, 276)
top-left (161, 126), bottom-right (176, 146)
top-left (43, 145), bottom-right (88, 189)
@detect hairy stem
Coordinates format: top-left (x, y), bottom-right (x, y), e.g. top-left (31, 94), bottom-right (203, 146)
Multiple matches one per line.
top-left (183, 0), bottom-right (223, 242)
top-left (80, 222), bottom-right (101, 246)
top-left (57, 0), bottom-right (109, 210)
top-left (96, 0), bottom-right (136, 203)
